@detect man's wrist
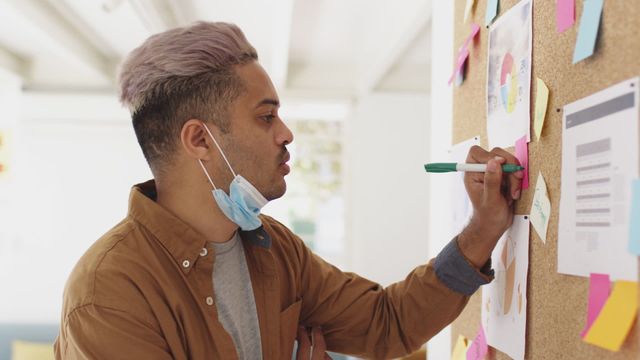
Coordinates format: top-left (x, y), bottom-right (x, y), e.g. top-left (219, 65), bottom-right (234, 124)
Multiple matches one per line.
top-left (458, 217), bottom-right (503, 268)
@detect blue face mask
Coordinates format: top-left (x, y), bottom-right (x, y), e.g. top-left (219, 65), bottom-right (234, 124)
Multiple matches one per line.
top-left (198, 124), bottom-right (268, 231)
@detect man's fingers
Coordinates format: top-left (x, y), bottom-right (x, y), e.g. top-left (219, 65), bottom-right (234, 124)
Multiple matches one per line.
top-left (468, 145), bottom-right (523, 200)
top-left (296, 327), bottom-right (311, 360)
top-left (489, 147), bottom-right (518, 165)
top-left (510, 174), bottom-right (523, 200)
top-left (466, 145), bottom-right (494, 163)
top-left (489, 147), bottom-right (523, 200)
top-left (483, 158), bottom-right (504, 203)
top-left (465, 146), bottom-right (493, 204)
top-left (311, 327), bottom-right (327, 360)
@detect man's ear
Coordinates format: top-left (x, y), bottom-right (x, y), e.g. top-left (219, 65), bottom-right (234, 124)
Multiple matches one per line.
top-left (181, 119), bottom-right (212, 160)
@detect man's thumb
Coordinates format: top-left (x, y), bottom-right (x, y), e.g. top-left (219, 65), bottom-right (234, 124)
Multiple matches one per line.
top-left (483, 158), bottom-right (503, 202)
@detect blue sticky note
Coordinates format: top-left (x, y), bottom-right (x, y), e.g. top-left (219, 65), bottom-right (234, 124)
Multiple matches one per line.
top-left (573, 0), bottom-right (603, 64)
top-left (485, 0), bottom-right (499, 26)
top-left (629, 179), bottom-right (640, 255)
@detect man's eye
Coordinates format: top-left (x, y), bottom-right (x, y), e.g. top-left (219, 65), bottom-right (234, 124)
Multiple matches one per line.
top-left (261, 115), bottom-right (275, 123)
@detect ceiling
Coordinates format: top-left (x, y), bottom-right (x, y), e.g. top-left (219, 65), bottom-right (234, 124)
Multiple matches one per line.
top-left (0, 0), bottom-right (432, 101)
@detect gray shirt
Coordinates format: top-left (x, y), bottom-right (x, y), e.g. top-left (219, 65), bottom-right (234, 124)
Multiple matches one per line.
top-left (211, 233), bottom-right (262, 359)
top-left (208, 231), bottom-right (490, 359)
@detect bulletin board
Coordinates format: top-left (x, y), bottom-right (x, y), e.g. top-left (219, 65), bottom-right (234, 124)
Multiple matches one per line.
top-left (450, 1), bottom-right (640, 359)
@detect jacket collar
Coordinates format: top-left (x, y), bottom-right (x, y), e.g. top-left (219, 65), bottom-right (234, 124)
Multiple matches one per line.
top-left (128, 180), bottom-right (271, 273)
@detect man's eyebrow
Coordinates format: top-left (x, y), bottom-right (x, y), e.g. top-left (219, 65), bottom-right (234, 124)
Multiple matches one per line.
top-left (255, 98), bottom-right (280, 108)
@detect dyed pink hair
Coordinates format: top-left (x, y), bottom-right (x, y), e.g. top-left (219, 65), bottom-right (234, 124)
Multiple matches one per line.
top-left (117, 21), bottom-right (258, 174)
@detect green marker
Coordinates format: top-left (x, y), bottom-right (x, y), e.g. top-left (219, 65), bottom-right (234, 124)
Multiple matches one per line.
top-left (424, 162), bottom-right (524, 173)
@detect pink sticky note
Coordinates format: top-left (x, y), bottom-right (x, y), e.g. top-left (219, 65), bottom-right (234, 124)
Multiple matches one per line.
top-left (462, 23), bottom-right (481, 50)
top-left (466, 325), bottom-right (488, 360)
top-left (448, 48), bottom-right (470, 85)
top-left (580, 273), bottom-right (611, 338)
top-left (515, 136), bottom-right (529, 190)
top-left (448, 23), bottom-right (480, 86)
top-left (557, 0), bottom-right (575, 33)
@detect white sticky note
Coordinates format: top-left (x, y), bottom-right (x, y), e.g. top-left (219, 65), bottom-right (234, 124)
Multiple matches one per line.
top-left (464, 0), bottom-right (476, 23)
top-left (530, 172), bottom-right (551, 243)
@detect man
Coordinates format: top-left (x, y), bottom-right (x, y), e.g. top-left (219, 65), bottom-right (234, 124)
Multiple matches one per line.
top-left (55, 22), bottom-right (523, 359)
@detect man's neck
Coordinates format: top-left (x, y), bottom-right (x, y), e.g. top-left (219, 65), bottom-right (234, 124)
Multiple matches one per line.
top-left (154, 176), bottom-right (239, 244)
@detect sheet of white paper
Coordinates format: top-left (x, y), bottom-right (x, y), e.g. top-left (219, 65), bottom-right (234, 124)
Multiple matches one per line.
top-left (481, 215), bottom-right (529, 360)
top-left (449, 136), bottom-right (480, 235)
top-left (558, 77), bottom-right (639, 281)
top-left (486, 0), bottom-right (532, 148)
top-left (530, 172), bottom-right (551, 243)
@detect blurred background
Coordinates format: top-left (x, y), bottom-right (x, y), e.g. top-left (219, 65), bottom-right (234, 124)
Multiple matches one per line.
top-left (0, 0), bottom-right (457, 358)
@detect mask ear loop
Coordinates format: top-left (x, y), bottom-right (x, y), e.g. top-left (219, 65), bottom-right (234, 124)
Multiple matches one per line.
top-left (198, 160), bottom-right (218, 190)
top-left (202, 123), bottom-right (237, 178)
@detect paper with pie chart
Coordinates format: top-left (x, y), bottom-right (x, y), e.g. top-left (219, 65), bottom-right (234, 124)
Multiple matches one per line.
top-left (481, 215), bottom-right (529, 360)
top-left (486, 0), bottom-right (532, 148)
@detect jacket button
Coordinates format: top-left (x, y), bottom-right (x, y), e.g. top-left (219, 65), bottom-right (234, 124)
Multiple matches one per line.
top-left (206, 297), bottom-right (214, 306)
top-left (182, 260), bottom-right (190, 268)
top-left (199, 248), bottom-right (208, 257)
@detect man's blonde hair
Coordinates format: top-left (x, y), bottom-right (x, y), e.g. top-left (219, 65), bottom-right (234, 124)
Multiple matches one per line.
top-left (118, 21), bottom-right (257, 174)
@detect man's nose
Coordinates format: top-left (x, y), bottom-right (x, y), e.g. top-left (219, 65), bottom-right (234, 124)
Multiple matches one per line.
top-left (277, 119), bottom-right (294, 146)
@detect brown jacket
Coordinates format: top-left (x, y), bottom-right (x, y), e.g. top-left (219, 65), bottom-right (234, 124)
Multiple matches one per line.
top-left (55, 181), bottom-right (486, 359)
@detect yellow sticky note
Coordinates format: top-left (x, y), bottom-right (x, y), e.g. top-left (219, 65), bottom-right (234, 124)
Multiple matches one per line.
top-left (583, 280), bottom-right (638, 351)
top-left (534, 78), bottom-right (549, 141)
top-left (451, 335), bottom-right (469, 360)
top-left (12, 340), bottom-right (55, 360)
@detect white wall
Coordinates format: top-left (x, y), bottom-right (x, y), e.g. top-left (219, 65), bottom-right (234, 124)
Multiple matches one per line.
top-left (344, 92), bottom-right (430, 287)
top-left (427, 0), bottom-right (455, 359)
top-left (0, 93), bottom-right (151, 323)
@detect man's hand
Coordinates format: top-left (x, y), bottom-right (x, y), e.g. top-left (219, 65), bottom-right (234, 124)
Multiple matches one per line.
top-left (296, 326), bottom-right (332, 360)
top-left (459, 146), bottom-right (524, 268)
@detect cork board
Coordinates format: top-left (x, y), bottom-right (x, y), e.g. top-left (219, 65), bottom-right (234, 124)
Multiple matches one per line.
top-left (450, 0), bottom-right (640, 359)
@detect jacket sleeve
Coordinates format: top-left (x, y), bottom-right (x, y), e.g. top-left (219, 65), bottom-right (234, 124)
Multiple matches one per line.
top-left (294, 236), bottom-right (493, 359)
top-left (55, 304), bottom-right (174, 360)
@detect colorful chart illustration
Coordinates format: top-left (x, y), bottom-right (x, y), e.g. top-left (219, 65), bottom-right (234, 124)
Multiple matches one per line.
top-left (481, 214), bottom-right (530, 360)
top-left (500, 52), bottom-right (518, 114)
top-left (486, 0), bottom-right (531, 148)
top-left (499, 233), bottom-right (517, 315)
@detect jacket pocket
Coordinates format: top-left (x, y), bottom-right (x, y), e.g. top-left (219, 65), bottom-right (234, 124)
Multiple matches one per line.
top-left (279, 300), bottom-right (302, 359)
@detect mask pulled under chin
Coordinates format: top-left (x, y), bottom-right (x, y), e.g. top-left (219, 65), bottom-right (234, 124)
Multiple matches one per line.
top-left (198, 123), bottom-right (269, 231)
top-left (212, 175), bottom-right (268, 231)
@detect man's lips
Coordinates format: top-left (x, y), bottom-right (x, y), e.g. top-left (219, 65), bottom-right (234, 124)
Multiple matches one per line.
top-left (280, 152), bottom-right (290, 165)
top-left (279, 152), bottom-right (291, 175)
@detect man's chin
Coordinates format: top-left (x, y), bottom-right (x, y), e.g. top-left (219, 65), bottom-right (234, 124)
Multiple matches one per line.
top-left (264, 182), bottom-right (287, 201)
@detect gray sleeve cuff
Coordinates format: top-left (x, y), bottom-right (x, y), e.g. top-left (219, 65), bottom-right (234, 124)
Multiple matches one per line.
top-left (433, 237), bottom-right (494, 296)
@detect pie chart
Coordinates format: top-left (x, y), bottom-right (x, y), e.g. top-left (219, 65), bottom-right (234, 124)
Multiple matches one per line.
top-left (500, 52), bottom-right (518, 113)
top-left (500, 233), bottom-right (516, 315)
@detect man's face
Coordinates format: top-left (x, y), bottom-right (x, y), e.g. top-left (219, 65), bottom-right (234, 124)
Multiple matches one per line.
top-left (215, 61), bottom-right (293, 200)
